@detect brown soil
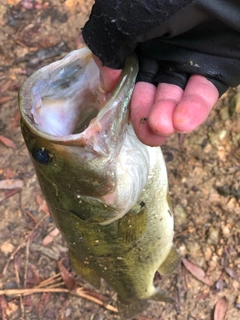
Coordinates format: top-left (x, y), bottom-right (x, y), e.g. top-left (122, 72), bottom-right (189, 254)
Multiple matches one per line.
top-left (0, 1), bottom-right (239, 319)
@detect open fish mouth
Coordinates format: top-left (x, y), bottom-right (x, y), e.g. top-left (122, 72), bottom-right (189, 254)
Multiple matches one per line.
top-left (19, 47), bottom-right (138, 155)
top-left (19, 46), bottom-right (146, 225)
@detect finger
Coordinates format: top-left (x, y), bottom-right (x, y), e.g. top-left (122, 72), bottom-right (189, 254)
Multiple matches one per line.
top-left (130, 82), bottom-right (167, 146)
top-left (148, 83), bottom-right (183, 136)
top-left (173, 75), bottom-right (219, 132)
top-left (93, 55), bottom-right (122, 92)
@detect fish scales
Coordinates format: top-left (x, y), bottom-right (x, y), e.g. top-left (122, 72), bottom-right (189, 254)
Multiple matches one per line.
top-left (19, 47), bottom-right (180, 319)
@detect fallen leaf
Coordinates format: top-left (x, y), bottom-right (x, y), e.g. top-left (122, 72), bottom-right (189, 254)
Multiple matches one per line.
top-left (36, 194), bottom-right (44, 206)
top-left (214, 297), bottom-right (228, 320)
top-left (2, 189), bottom-right (21, 202)
top-left (42, 228), bottom-right (60, 246)
top-left (0, 189), bottom-right (21, 203)
top-left (11, 111), bottom-right (20, 130)
top-left (0, 295), bottom-right (7, 320)
top-left (0, 80), bottom-right (12, 93)
top-left (58, 259), bottom-right (77, 291)
top-left (182, 258), bottom-right (213, 286)
top-left (0, 136), bottom-right (17, 149)
top-left (0, 179), bottom-right (24, 189)
top-left (224, 266), bottom-right (239, 280)
top-left (36, 194), bottom-right (50, 215)
top-left (0, 96), bottom-right (14, 104)
top-left (39, 201), bottom-right (49, 215)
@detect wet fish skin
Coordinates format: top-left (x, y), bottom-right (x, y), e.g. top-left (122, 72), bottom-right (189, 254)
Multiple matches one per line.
top-left (19, 47), bottom-right (180, 319)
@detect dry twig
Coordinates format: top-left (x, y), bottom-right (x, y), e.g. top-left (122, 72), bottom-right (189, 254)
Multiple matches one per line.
top-left (0, 287), bottom-right (118, 313)
top-left (37, 273), bottom-right (62, 288)
top-left (14, 256), bottom-right (25, 316)
top-left (25, 210), bottom-right (40, 225)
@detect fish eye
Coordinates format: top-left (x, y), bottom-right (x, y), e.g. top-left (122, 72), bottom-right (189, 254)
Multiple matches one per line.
top-left (32, 148), bottom-right (53, 164)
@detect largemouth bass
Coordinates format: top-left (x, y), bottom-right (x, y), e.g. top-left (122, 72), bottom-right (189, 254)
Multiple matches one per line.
top-left (19, 47), bottom-right (180, 319)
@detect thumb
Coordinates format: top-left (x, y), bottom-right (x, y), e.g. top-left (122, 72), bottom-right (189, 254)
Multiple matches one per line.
top-left (93, 54), bottom-right (122, 92)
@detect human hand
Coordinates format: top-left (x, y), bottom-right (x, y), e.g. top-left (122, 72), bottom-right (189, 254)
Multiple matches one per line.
top-left (83, 0), bottom-right (240, 146)
top-left (94, 54), bottom-right (218, 146)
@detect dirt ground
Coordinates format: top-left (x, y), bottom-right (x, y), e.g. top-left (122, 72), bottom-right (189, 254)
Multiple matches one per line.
top-left (0, 1), bottom-right (240, 319)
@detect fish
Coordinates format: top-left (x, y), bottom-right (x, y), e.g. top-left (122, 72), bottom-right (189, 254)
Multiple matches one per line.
top-left (18, 46), bottom-right (180, 319)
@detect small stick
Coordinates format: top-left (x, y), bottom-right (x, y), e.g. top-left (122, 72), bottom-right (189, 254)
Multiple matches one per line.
top-left (15, 40), bottom-right (37, 51)
top-left (75, 288), bottom-right (118, 313)
top-left (14, 257), bottom-right (25, 317)
top-left (25, 210), bottom-right (40, 225)
top-left (0, 287), bottom-right (118, 313)
top-left (37, 273), bottom-right (62, 287)
top-left (0, 288), bottom-right (69, 295)
top-left (24, 240), bottom-right (30, 287)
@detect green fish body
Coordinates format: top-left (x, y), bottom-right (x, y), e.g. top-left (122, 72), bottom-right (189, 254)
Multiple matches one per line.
top-left (19, 47), bottom-right (180, 319)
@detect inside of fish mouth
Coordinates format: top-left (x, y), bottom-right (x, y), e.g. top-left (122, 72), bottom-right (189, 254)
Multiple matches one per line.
top-left (31, 58), bottom-right (102, 136)
top-left (72, 107), bottom-right (99, 134)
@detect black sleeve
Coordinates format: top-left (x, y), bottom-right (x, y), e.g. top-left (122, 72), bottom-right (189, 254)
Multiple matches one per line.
top-left (82, 0), bottom-right (195, 68)
top-left (82, 0), bottom-right (240, 95)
